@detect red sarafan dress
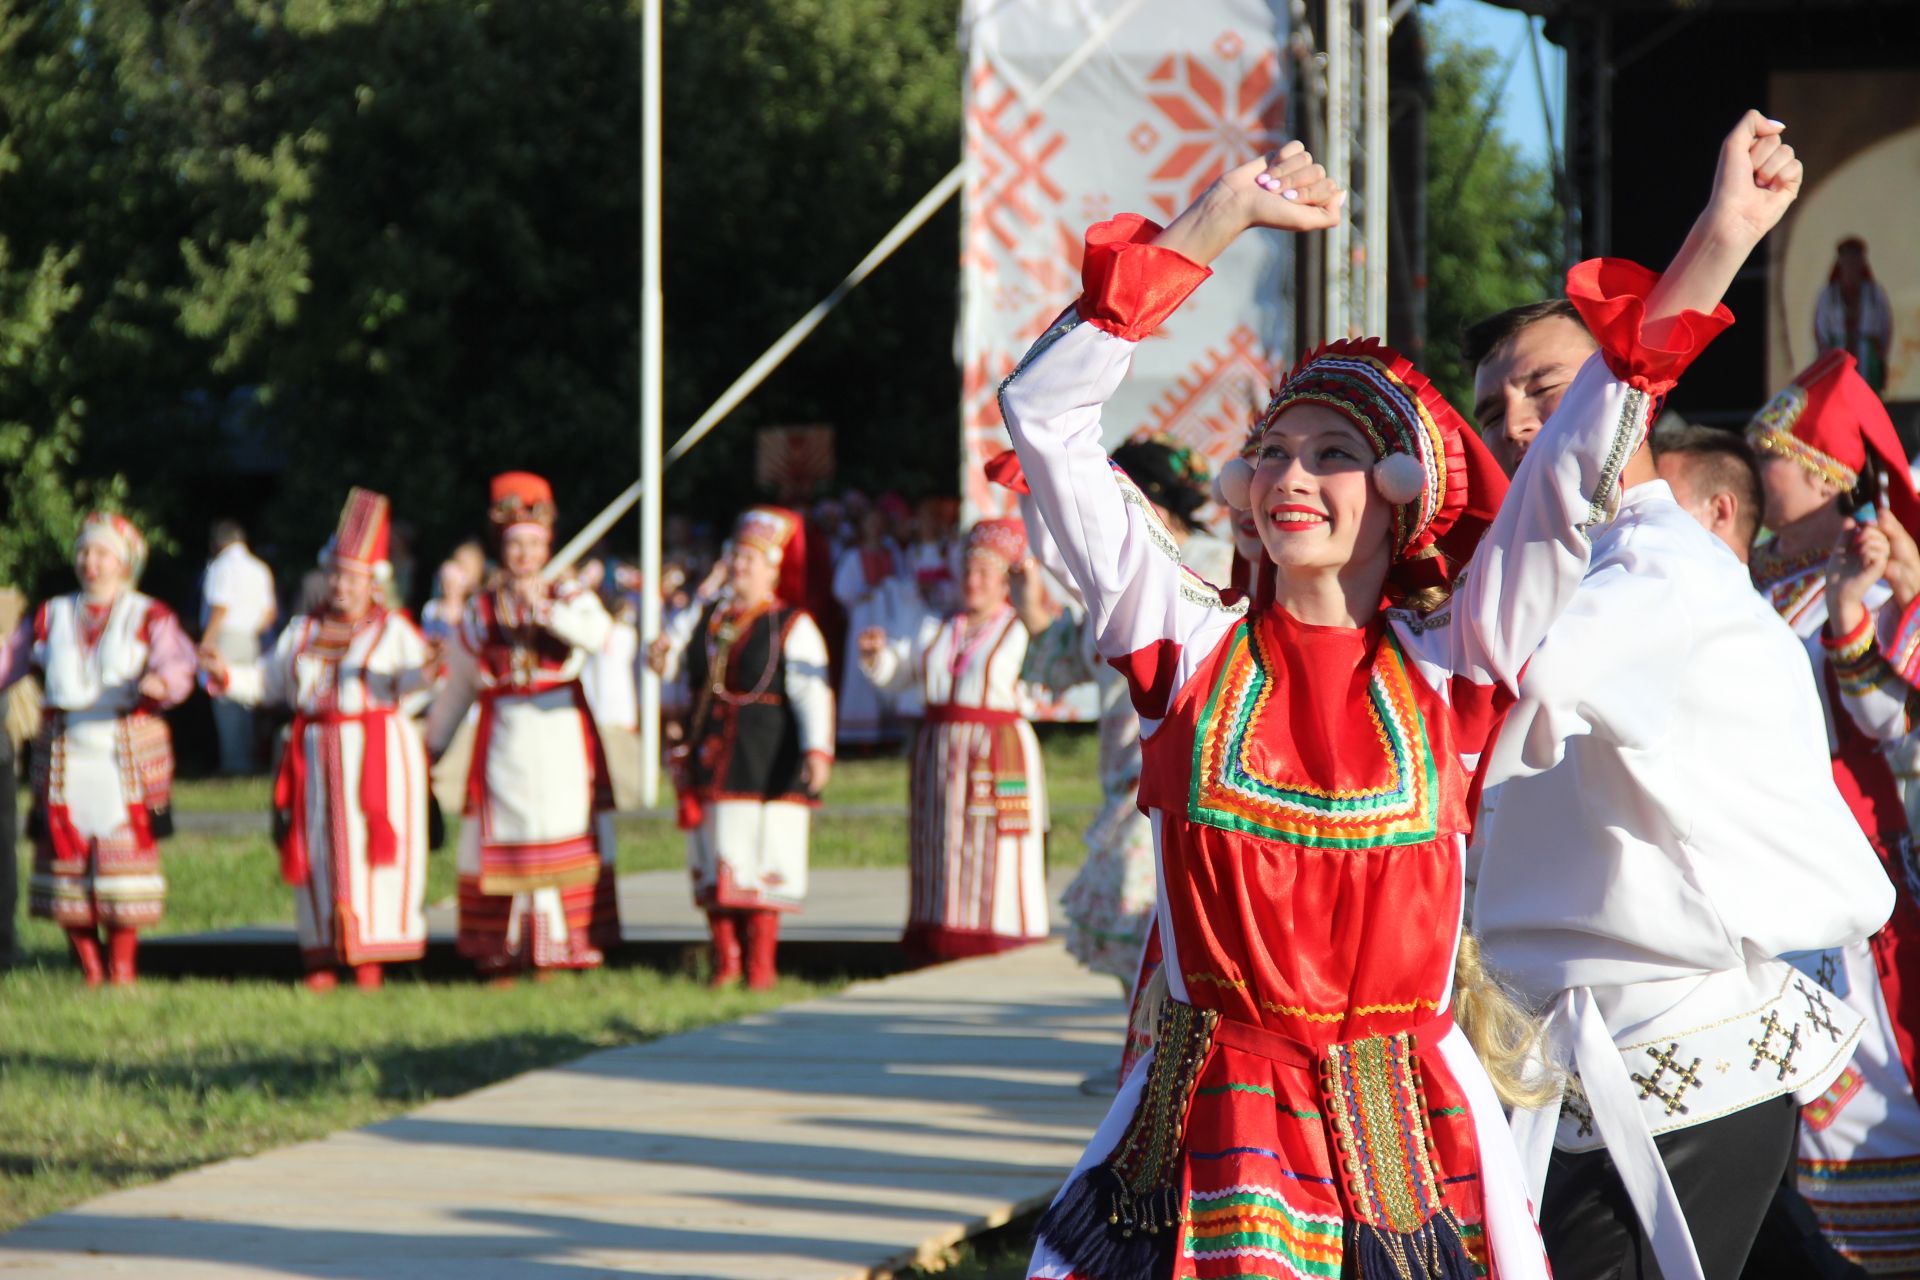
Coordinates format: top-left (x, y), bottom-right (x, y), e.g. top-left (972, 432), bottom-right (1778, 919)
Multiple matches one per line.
top-left (1000, 215), bottom-right (1721, 1280)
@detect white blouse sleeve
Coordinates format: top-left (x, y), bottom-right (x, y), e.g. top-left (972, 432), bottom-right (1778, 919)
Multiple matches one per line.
top-left (784, 613), bottom-right (835, 759)
top-left (998, 317), bottom-right (1244, 727)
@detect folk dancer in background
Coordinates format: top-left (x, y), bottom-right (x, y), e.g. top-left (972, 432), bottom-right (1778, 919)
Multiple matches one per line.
top-left (204, 489), bottom-right (435, 991)
top-left (1002, 123), bottom-right (1776, 1277)
top-left (0, 513), bottom-right (193, 985)
top-left (427, 471), bottom-right (620, 977)
top-left (1747, 348), bottom-right (1920, 1271)
top-left (1461, 117), bottom-right (1893, 1280)
top-left (652, 506), bottom-right (834, 989)
top-left (1815, 237), bottom-right (1893, 396)
top-left (859, 518), bottom-right (1048, 963)
top-left (994, 437), bottom-right (1228, 993)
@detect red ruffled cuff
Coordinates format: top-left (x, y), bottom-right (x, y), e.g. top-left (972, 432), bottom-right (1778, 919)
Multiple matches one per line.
top-left (985, 448), bottom-right (1030, 495)
top-left (1564, 258), bottom-right (1734, 397)
top-left (1075, 214), bottom-right (1211, 341)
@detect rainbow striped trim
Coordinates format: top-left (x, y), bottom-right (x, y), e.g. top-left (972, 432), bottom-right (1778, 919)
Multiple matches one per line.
top-left (1185, 1185), bottom-right (1344, 1278)
top-left (1189, 624), bottom-right (1436, 847)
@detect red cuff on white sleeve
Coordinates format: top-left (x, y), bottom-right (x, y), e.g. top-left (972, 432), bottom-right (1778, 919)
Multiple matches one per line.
top-left (1074, 214), bottom-right (1212, 342)
top-left (1564, 258), bottom-right (1734, 398)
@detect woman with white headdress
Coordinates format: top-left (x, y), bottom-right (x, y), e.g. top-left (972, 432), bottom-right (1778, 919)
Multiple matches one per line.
top-left (0, 512), bottom-right (194, 985)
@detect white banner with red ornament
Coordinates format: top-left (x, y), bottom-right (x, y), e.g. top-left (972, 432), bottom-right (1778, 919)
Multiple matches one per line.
top-left (958, 0), bottom-right (1294, 523)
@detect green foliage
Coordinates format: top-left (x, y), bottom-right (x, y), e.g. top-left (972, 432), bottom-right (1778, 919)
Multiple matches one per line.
top-left (1421, 22), bottom-right (1562, 414)
top-left (0, 0), bottom-right (971, 603)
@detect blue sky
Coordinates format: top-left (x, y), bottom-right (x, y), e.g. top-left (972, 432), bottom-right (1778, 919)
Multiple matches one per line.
top-left (1428, 0), bottom-right (1564, 167)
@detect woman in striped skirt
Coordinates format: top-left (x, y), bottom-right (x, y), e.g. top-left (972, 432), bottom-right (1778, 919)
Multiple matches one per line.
top-left (859, 517), bottom-right (1047, 962)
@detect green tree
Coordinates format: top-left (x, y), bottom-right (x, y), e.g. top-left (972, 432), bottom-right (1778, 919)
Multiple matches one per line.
top-left (1422, 22), bottom-right (1561, 413)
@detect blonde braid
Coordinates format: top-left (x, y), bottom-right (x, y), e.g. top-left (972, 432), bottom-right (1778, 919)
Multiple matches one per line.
top-left (1452, 933), bottom-right (1561, 1110)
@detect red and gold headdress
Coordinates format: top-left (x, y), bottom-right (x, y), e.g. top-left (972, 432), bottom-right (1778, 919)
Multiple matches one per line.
top-left (488, 471), bottom-right (557, 533)
top-left (733, 505), bottom-right (809, 606)
top-left (324, 487), bottom-right (392, 578)
top-left (74, 512), bottom-right (148, 584)
top-left (1213, 338), bottom-right (1507, 583)
top-left (1747, 349), bottom-right (1920, 534)
top-left (965, 517), bottom-right (1028, 569)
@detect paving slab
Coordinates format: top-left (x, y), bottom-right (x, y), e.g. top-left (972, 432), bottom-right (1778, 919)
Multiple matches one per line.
top-left (0, 942), bottom-right (1124, 1279)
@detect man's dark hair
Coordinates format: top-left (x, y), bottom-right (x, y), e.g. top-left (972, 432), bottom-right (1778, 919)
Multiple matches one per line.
top-left (1459, 298), bottom-right (1590, 370)
top-left (210, 519), bottom-right (246, 552)
top-left (1651, 423), bottom-right (1765, 553)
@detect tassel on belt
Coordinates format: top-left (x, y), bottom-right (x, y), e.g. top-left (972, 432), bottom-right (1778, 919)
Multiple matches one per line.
top-left (1037, 997), bottom-right (1478, 1280)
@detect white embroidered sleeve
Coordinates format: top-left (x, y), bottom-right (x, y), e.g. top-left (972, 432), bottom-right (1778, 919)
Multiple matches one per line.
top-left (784, 613), bottom-right (836, 759)
top-left (999, 317), bottom-right (1243, 724)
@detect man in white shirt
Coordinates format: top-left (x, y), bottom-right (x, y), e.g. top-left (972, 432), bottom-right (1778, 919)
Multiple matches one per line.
top-left (1465, 255), bottom-right (1893, 1278)
top-left (200, 520), bottom-right (277, 774)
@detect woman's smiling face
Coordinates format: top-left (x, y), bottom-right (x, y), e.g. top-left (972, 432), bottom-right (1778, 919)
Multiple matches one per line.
top-left (1246, 403), bottom-right (1395, 576)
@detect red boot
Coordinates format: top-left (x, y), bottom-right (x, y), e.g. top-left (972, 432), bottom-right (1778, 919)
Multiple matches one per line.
top-left (353, 963), bottom-right (384, 991)
top-left (304, 967), bottom-right (339, 993)
top-left (106, 927), bottom-right (138, 986)
top-left (743, 910), bottom-right (780, 992)
top-left (708, 911), bottom-right (743, 988)
top-left (66, 926), bottom-right (105, 988)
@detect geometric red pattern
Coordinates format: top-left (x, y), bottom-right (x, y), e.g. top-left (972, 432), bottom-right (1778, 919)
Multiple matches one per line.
top-left (1141, 42), bottom-right (1290, 220)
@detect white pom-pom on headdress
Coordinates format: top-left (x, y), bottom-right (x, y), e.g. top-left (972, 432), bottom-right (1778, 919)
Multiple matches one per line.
top-left (1216, 455), bottom-right (1255, 511)
top-left (1372, 451), bottom-right (1426, 506)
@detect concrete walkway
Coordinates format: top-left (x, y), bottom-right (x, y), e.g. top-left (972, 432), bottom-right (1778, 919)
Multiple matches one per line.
top-left (0, 942), bottom-right (1125, 1279)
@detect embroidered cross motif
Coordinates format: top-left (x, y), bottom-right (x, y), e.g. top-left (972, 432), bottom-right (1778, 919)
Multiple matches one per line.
top-left (1749, 1011), bottom-right (1803, 1080)
top-left (1815, 952), bottom-right (1841, 994)
top-left (1797, 979), bottom-right (1843, 1044)
top-left (1563, 1088), bottom-right (1595, 1138)
top-left (1631, 1043), bottom-right (1703, 1116)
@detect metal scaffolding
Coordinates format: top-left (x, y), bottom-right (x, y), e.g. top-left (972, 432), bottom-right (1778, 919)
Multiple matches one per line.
top-left (1299, 0), bottom-right (1395, 344)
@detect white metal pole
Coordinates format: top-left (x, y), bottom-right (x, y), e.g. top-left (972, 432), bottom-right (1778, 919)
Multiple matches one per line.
top-left (637, 0), bottom-right (665, 809)
top-left (1363, 0), bottom-right (1388, 337)
top-left (1323, 0), bottom-right (1351, 338)
top-left (547, 0), bottom-right (1153, 572)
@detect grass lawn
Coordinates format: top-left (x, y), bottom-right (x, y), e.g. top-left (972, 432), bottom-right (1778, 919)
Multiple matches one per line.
top-left (0, 841), bottom-right (833, 1232)
top-left (0, 726), bottom-right (1103, 1234)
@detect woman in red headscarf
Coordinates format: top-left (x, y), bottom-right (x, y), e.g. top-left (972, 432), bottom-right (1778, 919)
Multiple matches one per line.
top-left (857, 515), bottom-right (1049, 961)
top-left (1747, 351), bottom-right (1920, 1266)
top-left (1001, 132), bottom-right (1753, 1279)
top-left (651, 506), bottom-right (834, 989)
top-left (0, 513), bottom-right (194, 985)
top-left (205, 489), bottom-right (435, 991)
top-left (427, 472), bottom-right (621, 977)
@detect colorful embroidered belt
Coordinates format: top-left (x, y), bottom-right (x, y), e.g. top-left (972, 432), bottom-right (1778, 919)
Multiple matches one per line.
top-left (922, 704), bottom-right (1020, 726)
top-left (1037, 997), bottom-right (1475, 1280)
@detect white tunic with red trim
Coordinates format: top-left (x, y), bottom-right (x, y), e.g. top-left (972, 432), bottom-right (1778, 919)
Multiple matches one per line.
top-left (8, 593), bottom-right (194, 928)
top-left (428, 582), bottom-right (619, 969)
top-left (226, 609), bottom-right (434, 965)
top-left (864, 605), bottom-right (1049, 956)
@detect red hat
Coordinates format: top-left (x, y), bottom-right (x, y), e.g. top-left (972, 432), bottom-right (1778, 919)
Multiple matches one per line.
top-left (734, 505), bottom-right (809, 606)
top-left (1747, 349), bottom-right (1919, 535)
top-left (965, 517), bottom-right (1028, 569)
top-left (489, 471), bottom-right (557, 530)
top-left (1216, 339), bottom-right (1507, 591)
top-left (326, 487), bottom-right (392, 578)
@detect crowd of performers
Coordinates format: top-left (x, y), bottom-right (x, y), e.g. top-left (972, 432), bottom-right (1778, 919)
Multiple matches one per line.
top-left (12, 103), bottom-right (1920, 1280)
top-left (2, 474), bottom-right (627, 989)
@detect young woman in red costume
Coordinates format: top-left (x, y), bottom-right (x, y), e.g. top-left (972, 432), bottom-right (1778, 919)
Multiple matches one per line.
top-left (1004, 126), bottom-right (1763, 1279)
